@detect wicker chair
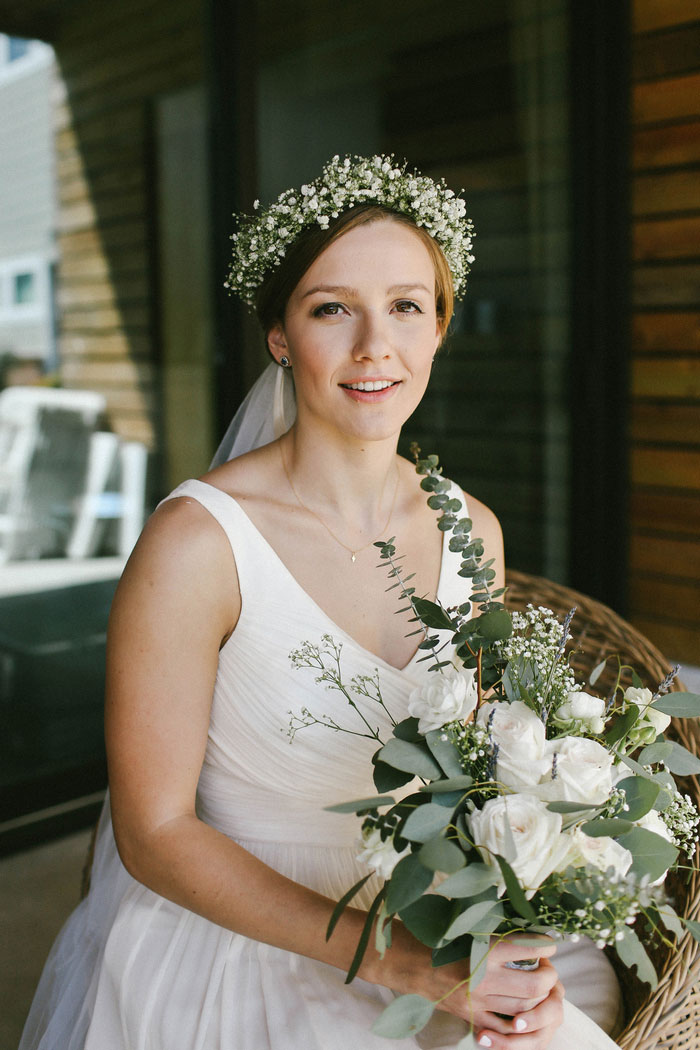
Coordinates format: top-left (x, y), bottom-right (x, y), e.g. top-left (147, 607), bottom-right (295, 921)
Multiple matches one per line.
top-left (505, 568), bottom-right (700, 1050)
top-left (82, 568), bottom-right (699, 1046)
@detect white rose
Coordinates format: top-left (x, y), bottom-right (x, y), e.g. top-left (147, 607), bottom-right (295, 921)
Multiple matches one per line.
top-left (408, 665), bottom-right (478, 734)
top-left (554, 690), bottom-right (607, 735)
top-left (477, 701), bottom-right (549, 790)
top-left (356, 827), bottom-right (408, 880)
top-left (468, 794), bottom-right (572, 898)
top-left (625, 686), bottom-right (671, 743)
top-left (537, 736), bottom-right (614, 806)
top-left (568, 827), bottom-right (632, 877)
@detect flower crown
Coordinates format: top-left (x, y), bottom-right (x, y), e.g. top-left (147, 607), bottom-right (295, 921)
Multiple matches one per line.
top-left (225, 154), bottom-right (475, 306)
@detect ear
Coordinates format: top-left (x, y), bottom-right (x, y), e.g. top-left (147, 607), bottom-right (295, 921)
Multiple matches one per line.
top-left (267, 323), bottom-right (288, 364)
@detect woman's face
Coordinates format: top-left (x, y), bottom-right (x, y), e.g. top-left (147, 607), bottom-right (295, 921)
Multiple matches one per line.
top-left (267, 219), bottom-right (441, 446)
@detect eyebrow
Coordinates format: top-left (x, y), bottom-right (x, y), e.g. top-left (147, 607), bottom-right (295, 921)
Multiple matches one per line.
top-left (301, 282), bottom-right (432, 299)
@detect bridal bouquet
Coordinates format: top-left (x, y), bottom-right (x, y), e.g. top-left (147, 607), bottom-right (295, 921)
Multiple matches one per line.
top-left (289, 452), bottom-right (700, 1044)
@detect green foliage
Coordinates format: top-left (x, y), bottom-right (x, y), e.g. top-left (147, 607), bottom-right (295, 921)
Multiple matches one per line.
top-left (385, 854), bottom-right (435, 913)
top-left (371, 994), bottom-right (435, 1038)
top-left (618, 827), bottom-right (679, 883)
top-left (652, 692), bottom-right (700, 717)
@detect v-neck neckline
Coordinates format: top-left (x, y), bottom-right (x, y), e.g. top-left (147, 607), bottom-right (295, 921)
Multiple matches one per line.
top-left (192, 478), bottom-right (452, 674)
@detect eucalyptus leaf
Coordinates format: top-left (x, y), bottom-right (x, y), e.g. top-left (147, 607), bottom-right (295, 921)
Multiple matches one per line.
top-left (402, 803), bottom-right (453, 843)
top-left (411, 600), bottom-right (455, 630)
top-left (662, 741), bottom-right (700, 775)
top-left (425, 730), bottom-right (465, 778)
top-left (345, 887), bottom-right (386, 983)
top-left (476, 609), bottom-right (513, 642)
top-left (372, 759), bottom-right (414, 792)
top-left (638, 741), bottom-right (674, 766)
top-left (495, 855), bottom-right (537, 922)
top-left (420, 774), bottom-right (473, 794)
top-left (386, 853), bottom-right (434, 913)
top-left (376, 738), bottom-right (442, 779)
top-left (616, 776), bottom-right (660, 821)
top-left (617, 826), bottom-right (679, 883)
top-left (325, 795), bottom-right (395, 814)
top-left (546, 801), bottom-right (600, 814)
top-left (652, 693), bottom-right (700, 718)
top-left (605, 706), bottom-right (639, 746)
top-left (371, 994), bottom-right (435, 1039)
top-left (326, 874), bottom-right (373, 941)
top-left (589, 658), bottom-right (608, 686)
top-left (419, 837), bottom-right (466, 873)
top-left (614, 927), bottom-right (658, 988)
top-left (657, 903), bottom-right (684, 940)
top-left (436, 863), bottom-right (500, 899)
top-left (682, 918), bottom-right (700, 943)
top-left (399, 896), bottom-right (454, 947)
top-left (469, 936), bottom-right (491, 990)
top-left (581, 818), bottom-right (635, 837)
top-left (393, 717), bottom-right (422, 742)
top-left (443, 900), bottom-right (504, 942)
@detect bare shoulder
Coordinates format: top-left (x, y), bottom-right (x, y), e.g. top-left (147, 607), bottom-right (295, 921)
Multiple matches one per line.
top-left (461, 490), bottom-right (502, 543)
top-left (112, 490), bottom-right (240, 642)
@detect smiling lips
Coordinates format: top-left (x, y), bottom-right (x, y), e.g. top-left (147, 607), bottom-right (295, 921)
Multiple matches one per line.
top-left (339, 378), bottom-right (400, 402)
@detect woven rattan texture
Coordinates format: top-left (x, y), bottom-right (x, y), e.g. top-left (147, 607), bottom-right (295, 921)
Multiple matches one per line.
top-left (505, 569), bottom-right (700, 1050)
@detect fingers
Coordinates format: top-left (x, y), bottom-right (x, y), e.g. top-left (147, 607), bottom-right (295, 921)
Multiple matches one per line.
top-left (480, 957), bottom-right (560, 1019)
top-left (474, 980), bottom-right (565, 1050)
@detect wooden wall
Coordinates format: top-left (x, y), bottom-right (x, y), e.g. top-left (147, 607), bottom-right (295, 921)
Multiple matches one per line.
top-left (628, 0), bottom-right (700, 665)
top-left (51, 0), bottom-right (205, 449)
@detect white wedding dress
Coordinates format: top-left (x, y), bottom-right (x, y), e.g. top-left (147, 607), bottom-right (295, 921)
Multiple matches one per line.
top-left (20, 478), bottom-right (623, 1050)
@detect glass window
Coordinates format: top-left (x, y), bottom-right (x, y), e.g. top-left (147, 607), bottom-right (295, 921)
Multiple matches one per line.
top-left (13, 272), bottom-right (36, 304)
top-left (251, 0), bottom-right (572, 580)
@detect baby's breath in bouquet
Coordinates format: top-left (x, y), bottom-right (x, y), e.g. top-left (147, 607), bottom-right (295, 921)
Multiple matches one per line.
top-left (289, 452), bottom-right (700, 1044)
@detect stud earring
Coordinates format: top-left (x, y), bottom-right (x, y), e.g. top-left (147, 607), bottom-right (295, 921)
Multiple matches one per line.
top-left (279, 355), bottom-right (291, 368)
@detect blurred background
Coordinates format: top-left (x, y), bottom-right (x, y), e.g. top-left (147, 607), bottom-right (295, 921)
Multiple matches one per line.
top-left (0, 0), bottom-right (698, 1043)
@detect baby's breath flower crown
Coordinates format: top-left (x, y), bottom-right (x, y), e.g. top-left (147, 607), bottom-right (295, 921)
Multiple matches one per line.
top-left (225, 154), bottom-right (475, 306)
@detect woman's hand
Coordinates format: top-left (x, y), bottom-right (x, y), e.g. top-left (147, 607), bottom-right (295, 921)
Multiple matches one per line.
top-left (449, 938), bottom-right (564, 1049)
top-left (362, 930), bottom-right (563, 1050)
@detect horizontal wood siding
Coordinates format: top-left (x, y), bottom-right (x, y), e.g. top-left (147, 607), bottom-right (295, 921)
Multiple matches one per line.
top-left (629, 0), bottom-right (700, 664)
top-left (52, 0), bottom-right (204, 448)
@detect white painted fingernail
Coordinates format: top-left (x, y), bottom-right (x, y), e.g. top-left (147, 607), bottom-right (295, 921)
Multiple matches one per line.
top-left (478, 1038), bottom-right (493, 1048)
top-left (515, 1017), bottom-right (527, 1032)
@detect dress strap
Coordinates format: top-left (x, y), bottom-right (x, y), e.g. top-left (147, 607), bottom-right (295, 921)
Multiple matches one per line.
top-left (158, 479), bottom-right (278, 599)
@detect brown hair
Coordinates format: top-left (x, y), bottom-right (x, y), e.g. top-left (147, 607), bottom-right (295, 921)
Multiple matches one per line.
top-left (255, 204), bottom-right (454, 344)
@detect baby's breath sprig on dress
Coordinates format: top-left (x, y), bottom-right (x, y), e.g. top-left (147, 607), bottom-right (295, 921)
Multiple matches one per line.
top-left (225, 154), bottom-right (475, 305)
top-left (288, 635), bottom-right (397, 744)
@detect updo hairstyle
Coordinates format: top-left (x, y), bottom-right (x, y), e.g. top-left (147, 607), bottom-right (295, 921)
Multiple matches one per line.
top-left (255, 204), bottom-right (454, 345)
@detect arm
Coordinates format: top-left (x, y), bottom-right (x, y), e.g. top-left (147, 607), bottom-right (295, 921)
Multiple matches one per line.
top-left (106, 498), bottom-right (561, 1048)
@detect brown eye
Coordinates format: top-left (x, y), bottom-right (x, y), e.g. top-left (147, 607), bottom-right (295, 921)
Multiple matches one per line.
top-left (313, 302), bottom-right (344, 317)
top-left (394, 300), bottom-right (422, 313)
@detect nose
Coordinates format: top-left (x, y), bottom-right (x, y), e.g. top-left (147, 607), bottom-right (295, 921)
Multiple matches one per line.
top-left (352, 309), bottom-right (391, 362)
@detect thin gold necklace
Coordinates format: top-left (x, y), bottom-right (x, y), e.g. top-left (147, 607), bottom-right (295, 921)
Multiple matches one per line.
top-left (279, 443), bottom-right (400, 563)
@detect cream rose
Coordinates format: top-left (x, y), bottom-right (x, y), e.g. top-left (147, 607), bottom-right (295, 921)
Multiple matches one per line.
top-left (468, 793), bottom-right (572, 898)
top-left (356, 827), bottom-right (408, 880)
top-left (568, 827), bottom-right (633, 877)
top-left (477, 700), bottom-right (549, 790)
top-left (553, 690), bottom-right (607, 735)
top-left (408, 665), bottom-right (478, 734)
top-left (537, 736), bottom-right (614, 806)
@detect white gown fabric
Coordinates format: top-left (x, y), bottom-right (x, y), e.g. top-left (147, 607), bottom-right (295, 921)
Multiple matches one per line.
top-left (21, 478), bottom-right (623, 1050)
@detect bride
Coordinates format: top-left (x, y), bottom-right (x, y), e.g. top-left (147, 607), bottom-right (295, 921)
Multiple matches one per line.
top-left (21, 156), bottom-right (623, 1050)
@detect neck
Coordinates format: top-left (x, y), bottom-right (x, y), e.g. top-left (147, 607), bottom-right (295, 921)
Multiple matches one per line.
top-left (279, 425), bottom-right (401, 536)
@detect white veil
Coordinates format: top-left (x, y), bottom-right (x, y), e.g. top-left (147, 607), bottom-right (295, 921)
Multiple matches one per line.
top-left (19, 363), bottom-right (296, 1050)
top-left (210, 362), bottom-right (296, 466)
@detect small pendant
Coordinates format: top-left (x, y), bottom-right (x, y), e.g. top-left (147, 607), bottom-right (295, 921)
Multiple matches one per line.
top-left (351, 552), bottom-right (357, 563)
